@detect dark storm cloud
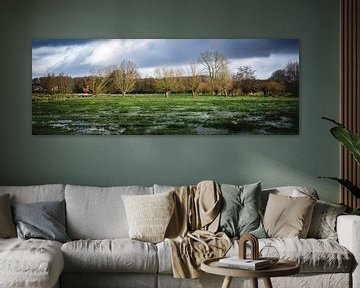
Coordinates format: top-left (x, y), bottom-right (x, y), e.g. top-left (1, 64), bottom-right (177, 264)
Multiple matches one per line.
top-left (32, 39), bottom-right (299, 78)
top-left (128, 39), bottom-right (299, 68)
top-left (223, 39), bottom-right (299, 58)
top-left (32, 39), bottom-right (94, 48)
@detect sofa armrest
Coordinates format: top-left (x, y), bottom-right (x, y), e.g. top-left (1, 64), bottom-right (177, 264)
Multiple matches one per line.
top-left (337, 215), bottom-right (360, 288)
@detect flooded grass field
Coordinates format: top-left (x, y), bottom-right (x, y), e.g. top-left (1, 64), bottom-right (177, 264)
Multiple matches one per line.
top-left (32, 94), bottom-right (299, 135)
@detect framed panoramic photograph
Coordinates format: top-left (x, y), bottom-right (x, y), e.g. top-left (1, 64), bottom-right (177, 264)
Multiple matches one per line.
top-left (32, 39), bottom-right (299, 135)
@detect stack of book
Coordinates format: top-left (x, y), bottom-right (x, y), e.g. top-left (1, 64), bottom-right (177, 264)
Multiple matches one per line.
top-left (218, 257), bottom-right (271, 270)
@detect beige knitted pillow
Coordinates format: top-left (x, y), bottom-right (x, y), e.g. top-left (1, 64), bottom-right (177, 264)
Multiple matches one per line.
top-left (122, 191), bottom-right (175, 243)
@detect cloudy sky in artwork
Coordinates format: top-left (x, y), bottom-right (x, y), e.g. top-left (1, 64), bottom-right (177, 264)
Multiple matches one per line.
top-left (32, 39), bottom-right (299, 79)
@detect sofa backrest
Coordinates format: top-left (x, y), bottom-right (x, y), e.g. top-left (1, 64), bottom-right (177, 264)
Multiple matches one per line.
top-left (65, 184), bottom-right (154, 240)
top-left (0, 183), bottom-right (320, 240)
top-left (153, 184), bottom-right (176, 194)
top-left (154, 183), bottom-right (320, 211)
top-left (0, 184), bottom-right (65, 204)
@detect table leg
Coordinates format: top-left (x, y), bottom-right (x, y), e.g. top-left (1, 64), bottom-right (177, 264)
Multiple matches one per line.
top-left (251, 278), bottom-right (258, 288)
top-left (263, 277), bottom-right (273, 288)
top-left (221, 276), bottom-right (233, 288)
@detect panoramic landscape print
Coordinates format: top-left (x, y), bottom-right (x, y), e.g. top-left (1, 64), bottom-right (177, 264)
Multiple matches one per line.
top-left (32, 39), bottom-right (300, 135)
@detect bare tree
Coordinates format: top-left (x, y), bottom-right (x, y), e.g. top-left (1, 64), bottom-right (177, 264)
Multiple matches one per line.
top-left (197, 82), bottom-right (210, 95)
top-left (113, 60), bottom-right (140, 97)
top-left (260, 81), bottom-right (285, 96)
top-left (284, 60), bottom-right (299, 96)
top-left (154, 67), bottom-right (183, 98)
top-left (198, 51), bottom-right (228, 95)
top-left (57, 73), bottom-right (74, 94)
top-left (269, 69), bottom-right (286, 85)
top-left (40, 73), bottom-right (57, 94)
top-left (216, 67), bottom-right (233, 97)
top-left (187, 62), bottom-right (201, 97)
top-left (84, 69), bottom-right (111, 96)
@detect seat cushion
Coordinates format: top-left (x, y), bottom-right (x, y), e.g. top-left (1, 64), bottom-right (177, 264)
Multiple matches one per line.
top-left (229, 238), bottom-right (354, 273)
top-left (61, 239), bottom-right (158, 273)
top-left (156, 240), bottom-right (173, 274)
top-left (0, 238), bottom-right (64, 288)
top-left (157, 238), bottom-right (354, 274)
top-left (61, 273), bottom-right (157, 288)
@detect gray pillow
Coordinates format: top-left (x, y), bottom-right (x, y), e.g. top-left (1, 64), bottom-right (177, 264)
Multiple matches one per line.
top-left (218, 182), bottom-right (266, 238)
top-left (307, 200), bottom-right (347, 240)
top-left (0, 194), bottom-right (16, 238)
top-left (12, 200), bottom-right (70, 243)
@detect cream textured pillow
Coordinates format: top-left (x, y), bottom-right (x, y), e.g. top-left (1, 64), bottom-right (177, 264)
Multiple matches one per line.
top-left (0, 194), bottom-right (16, 238)
top-left (122, 191), bottom-right (175, 243)
top-left (263, 193), bottom-right (316, 238)
top-left (307, 200), bottom-right (347, 240)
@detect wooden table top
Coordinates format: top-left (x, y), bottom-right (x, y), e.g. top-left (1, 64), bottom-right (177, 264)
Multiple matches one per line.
top-left (201, 257), bottom-right (300, 278)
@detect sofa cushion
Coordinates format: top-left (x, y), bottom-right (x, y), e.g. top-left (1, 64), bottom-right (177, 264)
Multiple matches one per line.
top-left (261, 186), bottom-right (319, 212)
top-left (153, 184), bottom-right (176, 194)
top-left (261, 238), bottom-right (354, 273)
top-left (156, 240), bottom-right (173, 274)
top-left (0, 184), bottom-right (65, 204)
top-left (122, 191), bottom-right (175, 243)
top-left (12, 200), bottom-right (70, 243)
top-left (61, 273), bottom-right (157, 288)
top-left (0, 194), bottom-right (16, 238)
top-left (0, 238), bottom-right (64, 288)
top-left (263, 193), bottom-right (316, 238)
top-left (158, 237), bottom-right (353, 274)
top-left (61, 239), bottom-right (158, 273)
top-left (236, 238), bottom-right (353, 273)
top-left (65, 185), bottom-right (153, 239)
top-left (307, 200), bottom-right (347, 240)
top-left (218, 182), bottom-right (266, 238)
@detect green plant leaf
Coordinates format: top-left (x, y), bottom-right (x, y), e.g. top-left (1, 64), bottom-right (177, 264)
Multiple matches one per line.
top-left (322, 117), bottom-right (360, 165)
top-left (318, 176), bottom-right (360, 198)
top-left (331, 127), bottom-right (360, 165)
top-left (351, 208), bottom-right (360, 215)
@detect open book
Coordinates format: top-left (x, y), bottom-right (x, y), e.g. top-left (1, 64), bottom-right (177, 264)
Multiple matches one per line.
top-left (218, 257), bottom-right (271, 270)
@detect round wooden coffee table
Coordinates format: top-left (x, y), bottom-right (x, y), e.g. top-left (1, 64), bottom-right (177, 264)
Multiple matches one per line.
top-left (201, 257), bottom-right (300, 288)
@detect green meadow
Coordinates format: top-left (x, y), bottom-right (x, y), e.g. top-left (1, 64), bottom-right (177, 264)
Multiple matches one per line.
top-left (32, 94), bottom-right (299, 135)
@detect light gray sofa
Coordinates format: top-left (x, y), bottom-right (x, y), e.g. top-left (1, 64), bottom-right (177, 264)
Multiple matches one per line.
top-left (0, 184), bottom-right (359, 288)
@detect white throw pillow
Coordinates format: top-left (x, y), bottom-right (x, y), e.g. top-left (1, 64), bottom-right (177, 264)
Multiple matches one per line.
top-left (122, 191), bottom-right (175, 243)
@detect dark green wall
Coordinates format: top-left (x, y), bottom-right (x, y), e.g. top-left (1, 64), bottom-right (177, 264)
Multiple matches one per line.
top-left (0, 0), bottom-right (340, 202)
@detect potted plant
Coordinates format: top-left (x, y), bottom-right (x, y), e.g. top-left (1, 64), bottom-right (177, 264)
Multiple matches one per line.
top-left (320, 117), bottom-right (360, 215)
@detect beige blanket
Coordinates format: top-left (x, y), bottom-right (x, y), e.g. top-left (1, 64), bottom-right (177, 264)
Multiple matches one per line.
top-left (165, 180), bottom-right (231, 278)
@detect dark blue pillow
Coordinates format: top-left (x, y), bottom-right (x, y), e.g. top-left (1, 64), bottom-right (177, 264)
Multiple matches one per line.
top-left (12, 200), bottom-right (70, 243)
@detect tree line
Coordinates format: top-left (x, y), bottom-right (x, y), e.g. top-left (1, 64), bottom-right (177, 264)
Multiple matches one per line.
top-left (32, 51), bottom-right (299, 97)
